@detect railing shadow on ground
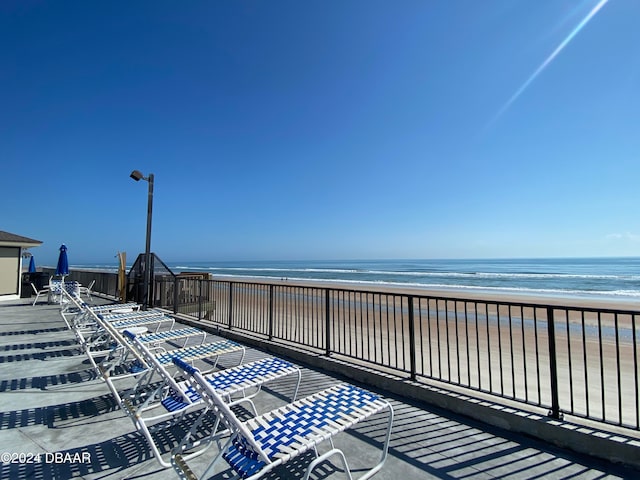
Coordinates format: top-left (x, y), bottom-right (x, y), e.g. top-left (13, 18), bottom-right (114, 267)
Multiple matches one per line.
top-left (0, 326), bottom-right (69, 336)
top-left (5, 295), bottom-right (638, 477)
top-left (1, 391), bottom-right (635, 480)
top-left (0, 393), bottom-right (119, 430)
top-left (0, 347), bottom-right (84, 363)
top-left (0, 339), bottom-right (77, 351)
top-left (368, 396), bottom-right (637, 479)
top-left (0, 406), bottom-right (253, 480)
top-left (0, 368), bottom-right (100, 391)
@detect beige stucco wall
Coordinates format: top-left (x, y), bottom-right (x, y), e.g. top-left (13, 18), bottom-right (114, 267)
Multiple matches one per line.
top-left (0, 246), bottom-right (20, 296)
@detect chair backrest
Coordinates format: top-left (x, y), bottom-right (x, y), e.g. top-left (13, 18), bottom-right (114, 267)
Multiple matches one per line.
top-left (99, 310), bottom-right (164, 322)
top-left (172, 357), bottom-right (271, 465)
top-left (65, 281), bottom-right (80, 295)
top-left (49, 280), bottom-right (77, 294)
top-left (89, 302), bottom-right (140, 314)
top-left (87, 279), bottom-right (96, 289)
top-left (50, 280), bottom-right (62, 294)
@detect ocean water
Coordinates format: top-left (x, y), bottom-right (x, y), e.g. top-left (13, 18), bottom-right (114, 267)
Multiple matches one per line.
top-left (77, 257), bottom-right (640, 300)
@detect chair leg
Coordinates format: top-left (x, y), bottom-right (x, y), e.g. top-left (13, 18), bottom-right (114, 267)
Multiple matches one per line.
top-left (32, 292), bottom-right (42, 306)
top-left (304, 448), bottom-right (353, 480)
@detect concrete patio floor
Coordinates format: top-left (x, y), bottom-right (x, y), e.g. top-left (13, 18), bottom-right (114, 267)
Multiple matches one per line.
top-left (1, 298), bottom-right (639, 479)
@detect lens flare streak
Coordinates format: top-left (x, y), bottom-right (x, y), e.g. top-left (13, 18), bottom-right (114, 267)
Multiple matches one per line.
top-left (488, 0), bottom-right (610, 128)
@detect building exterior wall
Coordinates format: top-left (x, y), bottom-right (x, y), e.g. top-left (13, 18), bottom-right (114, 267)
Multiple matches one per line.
top-left (0, 246), bottom-right (20, 296)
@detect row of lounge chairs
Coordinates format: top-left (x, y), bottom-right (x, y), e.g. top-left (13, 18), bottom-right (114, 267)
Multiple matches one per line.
top-left (59, 289), bottom-right (394, 479)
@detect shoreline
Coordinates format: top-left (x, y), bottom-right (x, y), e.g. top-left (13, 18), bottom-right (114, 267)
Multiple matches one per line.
top-left (49, 264), bottom-right (640, 312)
top-left (208, 274), bottom-right (640, 312)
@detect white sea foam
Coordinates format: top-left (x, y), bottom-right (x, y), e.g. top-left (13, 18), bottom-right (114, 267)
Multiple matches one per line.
top-left (204, 273), bottom-right (640, 299)
top-left (180, 266), bottom-right (639, 281)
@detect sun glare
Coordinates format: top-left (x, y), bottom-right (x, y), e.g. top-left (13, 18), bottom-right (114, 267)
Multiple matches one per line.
top-left (485, 0), bottom-right (610, 130)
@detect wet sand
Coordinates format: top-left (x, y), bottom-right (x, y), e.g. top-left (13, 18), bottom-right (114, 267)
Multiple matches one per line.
top-left (210, 274), bottom-right (640, 311)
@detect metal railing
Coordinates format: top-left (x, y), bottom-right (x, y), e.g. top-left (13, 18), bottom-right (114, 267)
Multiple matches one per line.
top-left (126, 275), bottom-right (639, 432)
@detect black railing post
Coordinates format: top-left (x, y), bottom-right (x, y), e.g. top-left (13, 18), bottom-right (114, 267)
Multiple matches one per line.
top-left (408, 295), bottom-right (417, 381)
top-left (547, 306), bottom-right (562, 419)
top-left (173, 277), bottom-right (179, 314)
top-left (325, 289), bottom-right (331, 356)
top-left (198, 279), bottom-right (203, 321)
top-left (268, 284), bottom-right (274, 340)
top-left (228, 282), bottom-right (234, 329)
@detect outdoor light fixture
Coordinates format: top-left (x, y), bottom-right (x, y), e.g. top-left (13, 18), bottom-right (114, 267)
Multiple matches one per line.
top-left (130, 170), bottom-right (154, 310)
top-left (130, 170), bottom-right (145, 181)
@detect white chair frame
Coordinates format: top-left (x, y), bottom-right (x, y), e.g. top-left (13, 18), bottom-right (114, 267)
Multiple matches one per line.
top-left (171, 358), bottom-right (393, 480)
top-left (30, 283), bottom-right (50, 306)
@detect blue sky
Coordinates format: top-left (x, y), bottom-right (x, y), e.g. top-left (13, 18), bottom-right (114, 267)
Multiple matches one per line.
top-left (2, 1), bottom-right (639, 266)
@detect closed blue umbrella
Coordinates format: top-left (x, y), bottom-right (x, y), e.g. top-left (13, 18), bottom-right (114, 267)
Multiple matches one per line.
top-left (55, 244), bottom-right (69, 304)
top-left (28, 256), bottom-right (36, 273)
top-left (55, 244), bottom-right (69, 277)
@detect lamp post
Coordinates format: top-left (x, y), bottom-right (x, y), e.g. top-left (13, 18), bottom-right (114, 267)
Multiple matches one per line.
top-left (130, 170), bottom-right (154, 310)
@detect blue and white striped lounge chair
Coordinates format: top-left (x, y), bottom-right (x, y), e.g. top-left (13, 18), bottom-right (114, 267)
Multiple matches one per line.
top-left (57, 292), bottom-right (180, 388)
top-left (103, 331), bottom-right (301, 468)
top-left (71, 302), bottom-right (140, 329)
top-left (109, 315), bottom-right (174, 332)
top-left (171, 358), bottom-right (394, 480)
top-left (96, 308), bottom-right (244, 378)
top-left (50, 280), bottom-right (80, 305)
top-left (138, 327), bottom-right (208, 348)
top-left (90, 327), bottom-right (209, 379)
top-left (58, 289), bottom-right (116, 348)
top-left (74, 301), bottom-right (141, 324)
top-left (153, 339), bottom-right (245, 369)
top-left (125, 331), bottom-right (299, 406)
top-left (58, 289), bottom-right (140, 330)
top-left (66, 302), bottom-right (172, 334)
top-left (99, 308), bottom-right (172, 321)
top-left (100, 310), bottom-right (175, 332)
top-left (90, 302), bottom-right (141, 313)
top-left (99, 337), bottom-right (205, 469)
top-left (58, 292), bottom-right (193, 380)
top-left (99, 308), bottom-right (164, 320)
top-left (65, 316), bottom-right (148, 384)
top-left (93, 315), bottom-right (237, 381)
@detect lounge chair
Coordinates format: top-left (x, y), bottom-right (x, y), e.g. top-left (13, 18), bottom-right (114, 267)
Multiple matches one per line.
top-left (104, 312), bottom-right (175, 333)
top-left (171, 358), bottom-right (394, 480)
top-left (89, 302), bottom-right (246, 380)
top-left (109, 331), bottom-right (301, 468)
top-left (58, 291), bottom-right (212, 380)
top-left (62, 298), bottom-right (141, 330)
top-left (78, 279), bottom-right (95, 301)
top-left (63, 303), bottom-right (171, 333)
top-left (138, 326), bottom-right (208, 348)
top-left (89, 302), bottom-right (141, 313)
top-left (50, 279), bottom-right (80, 304)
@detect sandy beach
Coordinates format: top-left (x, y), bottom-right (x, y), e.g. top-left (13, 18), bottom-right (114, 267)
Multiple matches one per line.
top-left (196, 275), bottom-right (639, 429)
top-left (209, 274), bottom-right (640, 311)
